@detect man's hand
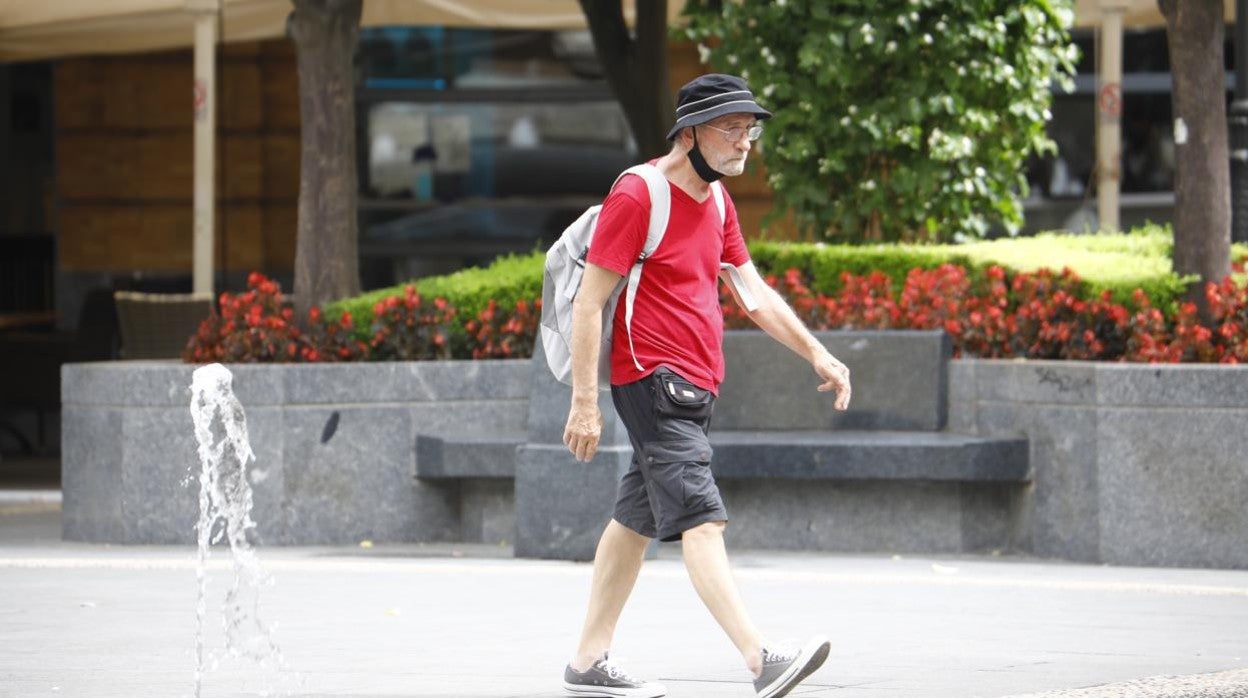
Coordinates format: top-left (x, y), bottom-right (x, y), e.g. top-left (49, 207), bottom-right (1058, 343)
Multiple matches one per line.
top-left (813, 352), bottom-right (851, 411)
top-left (563, 399), bottom-right (604, 462)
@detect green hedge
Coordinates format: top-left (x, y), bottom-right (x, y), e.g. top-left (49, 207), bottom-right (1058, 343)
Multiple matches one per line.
top-left (748, 224), bottom-right (1202, 311)
top-left (326, 252), bottom-right (544, 340)
top-left (327, 225), bottom-right (1248, 332)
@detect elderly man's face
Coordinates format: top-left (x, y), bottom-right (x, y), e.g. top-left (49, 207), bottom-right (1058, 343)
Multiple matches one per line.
top-left (693, 113), bottom-right (758, 177)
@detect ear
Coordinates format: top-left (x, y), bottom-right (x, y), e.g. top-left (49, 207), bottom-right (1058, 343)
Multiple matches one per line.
top-left (677, 126), bottom-right (694, 150)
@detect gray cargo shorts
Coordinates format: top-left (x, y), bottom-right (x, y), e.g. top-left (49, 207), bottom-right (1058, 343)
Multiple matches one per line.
top-left (610, 366), bottom-right (728, 542)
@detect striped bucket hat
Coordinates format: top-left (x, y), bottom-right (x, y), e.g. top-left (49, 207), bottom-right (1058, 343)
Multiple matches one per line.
top-left (665, 73), bottom-right (772, 141)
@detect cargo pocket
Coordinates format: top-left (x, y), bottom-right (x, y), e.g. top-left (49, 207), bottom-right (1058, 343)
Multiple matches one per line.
top-left (640, 438), bottom-right (716, 514)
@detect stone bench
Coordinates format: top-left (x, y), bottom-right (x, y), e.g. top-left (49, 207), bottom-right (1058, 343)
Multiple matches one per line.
top-left (415, 433), bottom-right (524, 479)
top-left (415, 330), bottom-right (1031, 560)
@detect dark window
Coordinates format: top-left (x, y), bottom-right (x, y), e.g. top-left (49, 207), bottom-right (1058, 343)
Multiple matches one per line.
top-left (354, 28), bottom-right (636, 286)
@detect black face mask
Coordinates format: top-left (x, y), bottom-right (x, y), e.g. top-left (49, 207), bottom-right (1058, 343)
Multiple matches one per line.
top-left (687, 129), bottom-right (724, 183)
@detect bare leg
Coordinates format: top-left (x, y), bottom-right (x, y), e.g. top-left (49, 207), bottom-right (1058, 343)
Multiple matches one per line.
top-left (571, 519), bottom-right (652, 671)
top-left (681, 521), bottom-right (764, 675)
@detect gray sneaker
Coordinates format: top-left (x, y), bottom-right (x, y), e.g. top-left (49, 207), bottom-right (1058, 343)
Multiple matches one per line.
top-left (753, 636), bottom-right (831, 698)
top-left (563, 653), bottom-right (666, 697)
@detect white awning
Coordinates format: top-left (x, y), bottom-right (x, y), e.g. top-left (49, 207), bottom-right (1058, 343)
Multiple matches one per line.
top-left (0, 0), bottom-right (680, 63)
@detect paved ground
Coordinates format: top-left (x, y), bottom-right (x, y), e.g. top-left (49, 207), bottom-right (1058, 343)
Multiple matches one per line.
top-left (2, 493), bottom-right (1248, 698)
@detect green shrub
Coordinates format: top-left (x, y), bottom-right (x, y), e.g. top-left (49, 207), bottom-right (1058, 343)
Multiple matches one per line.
top-left (750, 225), bottom-right (1192, 311)
top-left (325, 226), bottom-right (1205, 346)
top-left (327, 252), bottom-right (544, 340)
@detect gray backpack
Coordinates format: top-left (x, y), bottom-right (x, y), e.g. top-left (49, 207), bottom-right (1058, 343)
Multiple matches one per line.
top-left (540, 163), bottom-right (755, 389)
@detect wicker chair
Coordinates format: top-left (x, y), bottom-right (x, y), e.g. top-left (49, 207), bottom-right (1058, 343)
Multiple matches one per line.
top-left (114, 291), bottom-right (214, 359)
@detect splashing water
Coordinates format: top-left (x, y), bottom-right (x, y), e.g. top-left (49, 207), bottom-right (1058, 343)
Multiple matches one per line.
top-left (189, 363), bottom-right (282, 697)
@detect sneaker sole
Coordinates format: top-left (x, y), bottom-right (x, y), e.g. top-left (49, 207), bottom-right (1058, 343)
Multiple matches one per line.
top-left (757, 636), bottom-right (831, 698)
top-left (562, 680), bottom-right (666, 698)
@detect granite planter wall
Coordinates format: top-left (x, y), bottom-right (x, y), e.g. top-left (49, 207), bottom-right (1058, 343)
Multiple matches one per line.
top-left (949, 360), bottom-right (1248, 569)
top-left (61, 360), bottom-right (531, 545)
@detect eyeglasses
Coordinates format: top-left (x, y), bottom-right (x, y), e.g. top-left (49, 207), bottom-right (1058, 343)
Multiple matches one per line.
top-left (700, 122), bottom-right (764, 143)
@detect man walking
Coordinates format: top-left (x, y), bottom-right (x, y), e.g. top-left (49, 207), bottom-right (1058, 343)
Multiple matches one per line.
top-left (561, 74), bottom-right (852, 698)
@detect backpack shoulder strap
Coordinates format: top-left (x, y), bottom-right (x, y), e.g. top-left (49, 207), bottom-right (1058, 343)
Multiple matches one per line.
top-left (618, 163), bottom-right (670, 373)
top-left (616, 163), bottom-right (671, 258)
top-left (710, 180), bottom-right (725, 225)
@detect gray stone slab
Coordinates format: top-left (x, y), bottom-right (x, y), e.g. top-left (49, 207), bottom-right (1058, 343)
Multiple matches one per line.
top-left (410, 400), bottom-right (528, 437)
top-left (231, 406), bottom-right (285, 546)
top-left (282, 360), bottom-right (530, 404)
top-left (118, 408), bottom-right (200, 544)
top-left (59, 407), bottom-right (125, 542)
top-left (62, 362), bottom-right (285, 407)
top-left (972, 360), bottom-right (1097, 405)
top-left (415, 434), bottom-right (523, 479)
top-left (707, 430), bottom-right (1030, 482)
top-left (976, 402), bottom-right (1101, 563)
top-left (719, 479), bottom-right (971, 553)
top-left (1096, 407), bottom-right (1248, 569)
top-left (514, 444), bottom-right (633, 560)
top-left (960, 483), bottom-right (1026, 553)
top-left (1094, 363), bottom-right (1248, 408)
top-left (716, 330), bottom-right (949, 431)
top-left (459, 479), bottom-right (515, 545)
top-left (946, 360), bottom-right (979, 434)
top-left (280, 406), bottom-right (450, 544)
top-left (526, 341), bottom-right (629, 446)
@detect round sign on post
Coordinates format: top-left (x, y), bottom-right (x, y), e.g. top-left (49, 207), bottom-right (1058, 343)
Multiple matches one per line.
top-left (1098, 82), bottom-right (1122, 119)
top-left (193, 79), bottom-right (208, 121)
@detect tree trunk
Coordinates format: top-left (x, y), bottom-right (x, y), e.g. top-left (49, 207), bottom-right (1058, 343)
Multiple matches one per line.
top-left (1159, 0), bottom-right (1231, 308)
top-left (578, 0), bottom-right (672, 159)
top-left (288, 0), bottom-right (362, 322)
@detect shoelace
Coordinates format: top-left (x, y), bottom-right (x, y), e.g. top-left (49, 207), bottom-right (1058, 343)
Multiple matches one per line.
top-left (762, 642), bottom-right (799, 665)
top-left (597, 657), bottom-right (640, 683)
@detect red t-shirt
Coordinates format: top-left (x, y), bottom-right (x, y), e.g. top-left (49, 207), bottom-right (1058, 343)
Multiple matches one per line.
top-left (586, 171), bottom-right (751, 393)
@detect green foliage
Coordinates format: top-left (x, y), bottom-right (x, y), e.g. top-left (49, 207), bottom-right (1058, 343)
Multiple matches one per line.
top-left (327, 252), bottom-right (544, 337)
top-left (680, 0), bottom-right (1078, 242)
top-left (954, 225), bottom-right (1191, 309)
top-left (748, 226), bottom-right (1193, 311)
top-left (327, 228), bottom-right (1196, 341)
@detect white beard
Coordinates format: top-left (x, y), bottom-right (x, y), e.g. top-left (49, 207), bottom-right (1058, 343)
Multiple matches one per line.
top-left (716, 155), bottom-right (748, 177)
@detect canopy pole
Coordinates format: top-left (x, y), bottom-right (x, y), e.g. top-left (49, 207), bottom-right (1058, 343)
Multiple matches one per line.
top-left (1096, 1), bottom-right (1127, 233)
top-left (188, 0), bottom-right (218, 295)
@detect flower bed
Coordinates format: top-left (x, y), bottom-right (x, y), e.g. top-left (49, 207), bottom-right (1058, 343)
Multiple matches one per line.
top-left (184, 272), bottom-right (539, 363)
top-left (183, 232), bottom-right (1248, 364)
top-left (724, 261), bottom-right (1248, 363)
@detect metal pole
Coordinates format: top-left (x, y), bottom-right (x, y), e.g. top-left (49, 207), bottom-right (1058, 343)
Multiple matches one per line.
top-left (1096, 1), bottom-right (1127, 233)
top-left (1231, 0), bottom-right (1248, 243)
top-left (189, 0), bottom-right (219, 295)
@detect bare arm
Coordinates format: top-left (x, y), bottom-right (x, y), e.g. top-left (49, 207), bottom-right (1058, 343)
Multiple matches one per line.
top-left (563, 262), bottom-right (624, 462)
top-left (721, 261), bottom-right (851, 410)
